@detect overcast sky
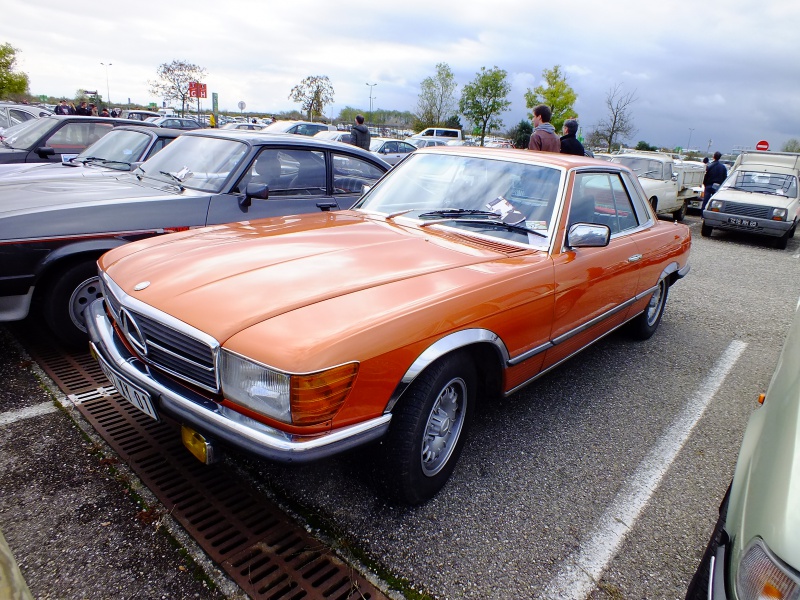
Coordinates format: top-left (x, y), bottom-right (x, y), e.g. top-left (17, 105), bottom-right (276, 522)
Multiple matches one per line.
top-left (3, 0), bottom-right (798, 153)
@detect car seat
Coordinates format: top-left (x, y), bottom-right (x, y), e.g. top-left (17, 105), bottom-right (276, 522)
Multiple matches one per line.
top-left (568, 193), bottom-right (596, 229)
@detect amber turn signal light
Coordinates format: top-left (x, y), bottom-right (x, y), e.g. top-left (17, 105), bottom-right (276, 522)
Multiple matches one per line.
top-left (291, 363), bottom-right (359, 425)
top-left (758, 393), bottom-right (766, 405)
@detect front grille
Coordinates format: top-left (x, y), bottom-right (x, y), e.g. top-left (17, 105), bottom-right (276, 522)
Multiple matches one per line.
top-left (132, 311), bottom-right (217, 390)
top-left (724, 202), bottom-right (770, 219)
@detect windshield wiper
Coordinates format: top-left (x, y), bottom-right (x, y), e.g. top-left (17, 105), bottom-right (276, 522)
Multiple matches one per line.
top-left (159, 170), bottom-right (185, 190)
top-left (418, 208), bottom-right (499, 219)
top-left (420, 217), bottom-right (547, 238)
top-left (98, 159), bottom-right (133, 169)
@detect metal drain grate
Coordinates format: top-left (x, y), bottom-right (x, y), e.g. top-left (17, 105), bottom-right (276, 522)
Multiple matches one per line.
top-left (13, 324), bottom-right (389, 600)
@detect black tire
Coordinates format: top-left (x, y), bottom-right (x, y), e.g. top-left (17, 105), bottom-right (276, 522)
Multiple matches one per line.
top-left (685, 484), bottom-right (730, 600)
top-left (43, 261), bottom-right (102, 348)
top-left (700, 222), bottom-right (713, 237)
top-left (775, 231), bottom-right (790, 250)
top-left (650, 197), bottom-right (658, 212)
top-left (629, 278), bottom-right (668, 340)
top-left (381, 353), bottom-right (476, 505)
top-left (672, 201), bottom-right (687, 222)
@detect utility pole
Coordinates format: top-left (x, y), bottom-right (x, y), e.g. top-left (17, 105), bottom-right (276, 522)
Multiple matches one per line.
top-left (100, 62), bottom-right (112, 105)
top-left (686, 127), bottom-right (695, 152)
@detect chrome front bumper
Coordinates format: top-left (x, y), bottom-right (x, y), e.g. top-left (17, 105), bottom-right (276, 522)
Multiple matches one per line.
top-left (85, 299), bottom-right (391, 463)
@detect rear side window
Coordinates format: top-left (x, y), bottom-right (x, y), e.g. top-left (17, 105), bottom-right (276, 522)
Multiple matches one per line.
top-left (333, 153), bottom-right (386, 195)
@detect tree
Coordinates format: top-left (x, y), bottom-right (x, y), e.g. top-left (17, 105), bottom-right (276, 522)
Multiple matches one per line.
top-left (635, 140), bottom-right (657, 151)
top-left (782, 139), bottom-right (800, 153)
top-left (524, 65), bottom-right (577, 132)
top-left (458, 66), bottom-right (511, 147)
top-left (507, 120), bottom-right (533, 149)
top-left (149, 60), bottom-right (207, 116)
top-left (416, 62), bottom-right (458, 130)
top-left (590, 83), bottom-right (638, 152)
top-left (289, 75), bottom-right (334, 122)
top-left (0, 43), bottom-right (29, 99)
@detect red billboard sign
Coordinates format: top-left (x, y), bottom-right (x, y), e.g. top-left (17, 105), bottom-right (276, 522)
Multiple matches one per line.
top-left (188, 82), bottom-right (207, 99)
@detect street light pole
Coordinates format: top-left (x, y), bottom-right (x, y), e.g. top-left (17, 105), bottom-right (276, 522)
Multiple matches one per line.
top-left (100, 62), bottom-right (112, 105)
top-left (366, 82), bottom-right (376, 123)
top-left (687, 127), bottom-right (695, 152)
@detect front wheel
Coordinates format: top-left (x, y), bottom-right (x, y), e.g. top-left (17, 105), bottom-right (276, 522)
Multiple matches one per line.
top-left (672, 201), bottom-right (687, 222)
top-left (775, 231), bottom-right (790, 250)
top-left (629, 278), bottom-right (668, 340)
top-left (380, 353), bottom-right (476, 505)
top-left (701, 222), bottom-right (713, 237)
top-left (43, 261), bottom-right (102, 348)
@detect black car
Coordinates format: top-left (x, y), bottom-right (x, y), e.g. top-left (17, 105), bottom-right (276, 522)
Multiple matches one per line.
top-left (0, 125), bottom-right (181, 181)
top-left (0, 130), bottom-right (390, 345)
top-left (0, 115), bottom-right (157, 165)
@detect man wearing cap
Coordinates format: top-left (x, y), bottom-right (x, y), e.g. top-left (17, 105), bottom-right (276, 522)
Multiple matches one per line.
top-left (54, 99), bottom-right (74, 115)
top-left (560, 119), bottom-right (585, 156)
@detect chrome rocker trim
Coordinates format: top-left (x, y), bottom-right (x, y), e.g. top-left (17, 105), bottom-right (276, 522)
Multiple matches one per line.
top-left (85, 299), bottom-right (391, 464)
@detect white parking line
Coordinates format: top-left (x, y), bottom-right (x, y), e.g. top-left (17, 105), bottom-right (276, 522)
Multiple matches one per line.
top-left (0, 401), bottom-right (60, 426)
top-left (542, 340), bottom-right (747, 599)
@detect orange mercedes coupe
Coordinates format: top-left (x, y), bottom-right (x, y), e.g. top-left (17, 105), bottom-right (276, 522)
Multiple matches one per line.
top-left (86, 146), bottom-right (691, 504)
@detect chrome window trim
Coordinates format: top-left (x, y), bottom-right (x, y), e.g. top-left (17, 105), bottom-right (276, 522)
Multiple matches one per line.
top-left (100, 272), bottom-right (221, 391)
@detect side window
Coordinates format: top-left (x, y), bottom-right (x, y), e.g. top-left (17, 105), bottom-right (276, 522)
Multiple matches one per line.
top-left (570, 172), bottom-right (639, 234)
top-left (245, 149), bottom-right (326, 196)
top-left (144, 138), bottom-right (172, 160)
top-left (0, 109), bottom-right (8, 129)
top-left (621, 171), bottom-right (652, 223)
top-left (332, 154), bottom-right (385, 195)
top-left (9, 109), bottom-right (35, 126)
top-left (398, 142), bottom-right (415, 154)
top-left (648, 160), bottom-right (663, 179)
top-left (384, 141), bottom-right (398, 153)
top-left (46, 122), bottom-right (113, 148)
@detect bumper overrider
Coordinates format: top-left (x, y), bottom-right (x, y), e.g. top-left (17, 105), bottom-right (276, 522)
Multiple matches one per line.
top-left (85, 298), bottom-right (391, 463)
top-left (702, 211), bottom-right (794, 238)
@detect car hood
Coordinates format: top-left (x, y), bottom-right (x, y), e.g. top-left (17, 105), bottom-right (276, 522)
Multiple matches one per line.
top-left (0, 161), bottom-right (121, 182)
top-left (102, 211), bottom-right (531, 344)
top-left (715, 188), bottom-right (797, 208)
top-left (729, 301), bottom-right (800, 570)
top-left (0, 175), bottom-right (179, 217)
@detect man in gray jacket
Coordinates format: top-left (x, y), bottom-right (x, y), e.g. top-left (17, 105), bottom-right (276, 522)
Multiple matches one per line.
top-left (528, 104), bottom-right (561, 153)
top-left (350, 115), bottom-right (371, 150)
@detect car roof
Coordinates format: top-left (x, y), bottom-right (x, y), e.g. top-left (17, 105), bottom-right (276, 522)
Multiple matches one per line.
top-left (113, 125), bottom-right (183, 138)
top-left (39, 115), bottom-right (159, 127)
top-left (414, 145), bottom-right (626, 170)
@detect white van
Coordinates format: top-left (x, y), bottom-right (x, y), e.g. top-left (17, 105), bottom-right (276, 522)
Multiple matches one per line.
top-left (413, 127), bottom-right (462, 141)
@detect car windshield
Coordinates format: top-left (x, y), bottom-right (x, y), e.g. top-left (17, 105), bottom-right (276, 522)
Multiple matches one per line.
top-left (613, 156), bottom-right (663, 179)
top-left (353, 152), bottom-right (563, 247)
top-left (137, 135), bottom-right (248, 192)
top-left (74, 129), bottom-right (152, 169)
top-left (720, 170), bottom-right (798, 197)
top-left (0, 117), bottom-right (56, 149)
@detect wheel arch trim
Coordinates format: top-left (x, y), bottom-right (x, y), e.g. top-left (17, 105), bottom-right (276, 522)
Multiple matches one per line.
top-left (384, 329), bottom-right (509, 413)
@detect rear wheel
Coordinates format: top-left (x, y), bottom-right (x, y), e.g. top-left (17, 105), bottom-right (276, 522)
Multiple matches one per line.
top-left (381, 353), bottom-right (475, 505)
top-left (43, 261), bottom-right (102, 348)
top-left (650, 197), bottom-right (658, 213)
top-left (672, 201), bottom-right (687, 222)
top-left (701, 222), bottom-right (713, 237)
top-left (629, 278), bottom-right (668, 340)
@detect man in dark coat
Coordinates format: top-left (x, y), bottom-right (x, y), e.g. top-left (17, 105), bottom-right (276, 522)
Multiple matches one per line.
top-left (75, 101), bottom-right (91, 116)
top-left (350, 114), bottom-right (371, 150)
top-left (54, 100), bottom-right (74, 115)
top-left (559, 119), bottom-right (585, 156)
top-left (703, 151), bottom-right (727, 209)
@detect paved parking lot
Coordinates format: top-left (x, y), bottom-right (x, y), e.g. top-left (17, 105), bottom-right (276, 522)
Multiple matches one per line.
top-left (1, 212), bottom-right (798, 599)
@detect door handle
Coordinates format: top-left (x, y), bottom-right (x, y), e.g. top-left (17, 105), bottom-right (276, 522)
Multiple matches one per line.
top-left (628, 254), bottom-right (643, 262)
top-left (316, 201), bottom-right (338, 212)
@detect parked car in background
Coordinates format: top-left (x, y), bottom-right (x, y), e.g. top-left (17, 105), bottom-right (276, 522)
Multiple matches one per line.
top-left (411, 127), bottom-right (463, 141)
top-left (406, 137), bottom-right (449, 149)
top-left (122, 110), bottom-right (161, 121)
top-left (0, 130), bottom-right (390, 346)
top-left (0, 115), bottom-right (156, 165)
top-left (690, 298), bottom-right (800, 599)
top-left (145, 116), bottom-right (203, 130)
top-left (263, 120), bottom-right (335, 136)
top-left (611, 151), bottom-right (705, 221)
top-left (702, 151), bottom-right (799, 249)
top-left (85, 148), bottom-right (691, 505)
top-left (0, 125), bottom-right (181, 181)
top-left (0, 102), bottom-right (53, 135)
top-left (220, 122), bottom-right (269, 131)
top-left (313, 130), bottom-right (352, 144)
top-left (369, 137), bottom-right (417, 165)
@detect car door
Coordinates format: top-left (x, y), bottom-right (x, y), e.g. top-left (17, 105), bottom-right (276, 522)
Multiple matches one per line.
top-left (30, 120), bottom-right (115, 163)
top-left (542, 170), bottom-right (646, 370)
top-left (380, 141), bottom-right (402, 165)
top-left (206, 147), bottom-right (348, 223)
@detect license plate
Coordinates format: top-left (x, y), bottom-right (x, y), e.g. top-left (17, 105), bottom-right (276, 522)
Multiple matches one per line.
top-left (97, 356), bottom-right (158, 420)
top-left (728, 217), bottom-right (758, 228)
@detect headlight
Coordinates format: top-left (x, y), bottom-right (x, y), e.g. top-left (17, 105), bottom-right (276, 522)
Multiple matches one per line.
top-left (221, 351), bottom-right (291, 422)
top-left (771, 207), bottom-right (788, 221)
top-left (709, 199), bottom-right (724, 211)
top-left (221, 350), bottom-right (358, 425)
top-left (736, 539), bottom-right (800, 600)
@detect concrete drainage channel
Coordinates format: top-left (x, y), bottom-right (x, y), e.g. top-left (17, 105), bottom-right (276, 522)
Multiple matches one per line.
top-left (16, 325), bottom-right (389, 600)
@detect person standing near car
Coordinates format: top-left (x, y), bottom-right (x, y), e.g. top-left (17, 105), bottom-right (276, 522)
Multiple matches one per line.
top-left (350, 115), bottom-right (371, 151)
top-left (559, 119), bottom-right (585, 156)
top-left (75, 101), bottom-right (90, 116)
top-left (702, 151), bottom-right (727, 209)
top-left (528, 105), bottom-right (560, 152)
top-left (54, 99), bottom-right (74, 115)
